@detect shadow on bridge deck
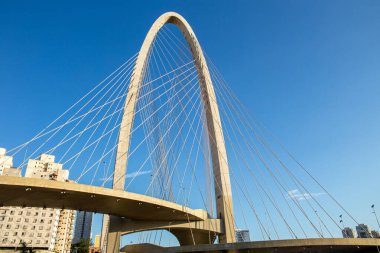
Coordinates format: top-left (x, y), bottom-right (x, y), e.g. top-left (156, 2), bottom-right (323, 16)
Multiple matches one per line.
top-left (120, 238), bottom-right (380, 253)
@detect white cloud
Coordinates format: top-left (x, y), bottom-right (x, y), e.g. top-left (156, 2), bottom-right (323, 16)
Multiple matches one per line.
top-left (125, 170), bottom-right (151, 179)
top-left (98, 170), bottom-right (151, 183)
top-left (287, 189), bottom-right (326, 201)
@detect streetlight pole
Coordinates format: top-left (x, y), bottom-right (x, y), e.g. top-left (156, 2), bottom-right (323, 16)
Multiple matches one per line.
top-left (372, 204), bottom-right (380, 231)
top-left (339, 214), bottom-right (347, 237)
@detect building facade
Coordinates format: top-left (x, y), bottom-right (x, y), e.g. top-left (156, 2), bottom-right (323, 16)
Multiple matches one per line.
top-left (90, 235), bottom-right (101, 253)
top-left (72, 211), bottom-right (93, 244)
top-left (54, 209), bottom-right (75, 253)
top-left (94, 235), bottom-right (101, 249)
top-left (0, 150), bottom-right (75, 252)
top-left (342, 227), bottom-right (356, 238)
top-left (235, 229), bottom-right (250, 242)
top-left (0, 148), bottom-right (13, 175)
top-left (372, 230), bottom-right (380, 238)
top-left (356, 224), bottom-right (372, 238)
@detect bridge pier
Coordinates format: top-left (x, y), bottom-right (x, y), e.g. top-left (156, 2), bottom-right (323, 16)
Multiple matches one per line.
top-left (106, 217), bottom-right (222, 253)
top-left (106, 216), bottom-right (123, 253)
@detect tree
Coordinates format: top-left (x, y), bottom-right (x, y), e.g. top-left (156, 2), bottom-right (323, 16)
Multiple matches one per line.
top-left (71, 239), bottom-right (92, 253)
top-left (19, 241), bottom-right (36, 253)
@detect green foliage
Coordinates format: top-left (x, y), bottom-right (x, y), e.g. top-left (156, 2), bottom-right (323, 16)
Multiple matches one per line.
top-left (19, 241), bottom-right (36, 253)
top-left (71, 239), bottom-right (92, 253)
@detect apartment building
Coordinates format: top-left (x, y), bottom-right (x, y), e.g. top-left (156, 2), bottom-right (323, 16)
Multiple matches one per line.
top-left (0, 149), bottom-right (75, 253)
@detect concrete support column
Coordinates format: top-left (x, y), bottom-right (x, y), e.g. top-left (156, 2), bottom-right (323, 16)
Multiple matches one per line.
top-left (106, 216), bottom-right (123, 253)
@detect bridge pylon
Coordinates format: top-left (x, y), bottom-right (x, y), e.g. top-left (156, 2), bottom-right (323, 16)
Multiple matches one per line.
top-left (106, 11), bottom-right (236, 252)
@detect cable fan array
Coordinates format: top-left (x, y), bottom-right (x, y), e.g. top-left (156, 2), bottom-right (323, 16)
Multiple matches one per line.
top-left (2, 23), bottom-right (373, 246)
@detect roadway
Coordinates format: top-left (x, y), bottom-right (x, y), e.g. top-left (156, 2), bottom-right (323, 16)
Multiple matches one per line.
top-left (120, 238), bottom-right (380, 253)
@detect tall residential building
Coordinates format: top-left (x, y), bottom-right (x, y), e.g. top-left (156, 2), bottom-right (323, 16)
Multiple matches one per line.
top-left (342, 227), bottom-right (356, 238)
top-left (356, 224), bottom-right (372, 238)
top-left (73, 211), bottom-right (93, 244)
top-left (0, 150), bottom-right (75, 252)
top-left (55, 209), bottom-right (76, 252)
top-left (235, 229), bottom-right (250, 242)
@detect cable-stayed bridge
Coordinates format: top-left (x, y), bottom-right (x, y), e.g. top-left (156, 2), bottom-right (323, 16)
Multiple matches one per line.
top-left (0, 12), bottom-right (379, 253)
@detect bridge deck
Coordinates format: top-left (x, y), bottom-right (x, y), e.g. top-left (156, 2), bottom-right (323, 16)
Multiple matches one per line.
top-left (120, 238), bottom-right (380, 253)
top-left (0, 176), bottom-right (208, 221)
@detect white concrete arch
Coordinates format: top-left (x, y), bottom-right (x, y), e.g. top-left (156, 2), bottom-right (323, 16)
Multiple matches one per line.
top-left (110, 12), bottom-right (235, 248)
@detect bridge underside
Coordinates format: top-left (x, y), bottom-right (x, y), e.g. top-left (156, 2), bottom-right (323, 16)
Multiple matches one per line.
top-left (0, 176), bottom-right (209, 221)
top-left (0, 176), bottom-right (222, 249)
top-left (120, 238), bottom-right (380, 253)
top-left (112, 216), bottom-right (221, 244)
top-left (107, 216), bottom-right (222, 253)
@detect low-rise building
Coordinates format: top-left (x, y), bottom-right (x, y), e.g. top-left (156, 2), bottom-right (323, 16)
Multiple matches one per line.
top-left (342, 227), bottom-right (356, 238)
top-left (371, 230), bottom-right (380, 238)
top-left (235, 229), bottom-right (250, 242)
top-left (356, 224), bottom-right (372, 238)
top-left (94, 235), bottom-right (101, 248)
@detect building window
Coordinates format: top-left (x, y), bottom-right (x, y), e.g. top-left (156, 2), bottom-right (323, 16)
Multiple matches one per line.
top-left (6, 224), bottom-right (11, 229)
top-left (8, 217), bottom-right (13, 222)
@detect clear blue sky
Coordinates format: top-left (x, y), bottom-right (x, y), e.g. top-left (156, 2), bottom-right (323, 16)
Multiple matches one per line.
top-left (1, 0), bottom-right (380, 243)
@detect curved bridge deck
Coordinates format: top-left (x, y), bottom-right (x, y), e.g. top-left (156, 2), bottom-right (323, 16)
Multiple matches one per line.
top-left (120, 238), bottom-right (380, 253)
top-left (0, 176), bottom-right (208, 221)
